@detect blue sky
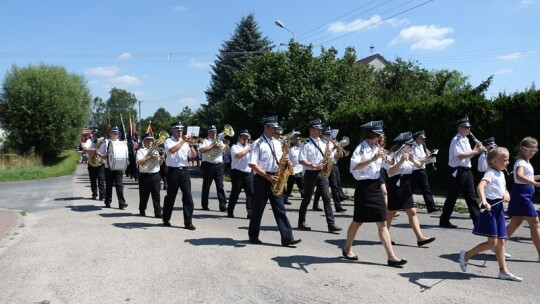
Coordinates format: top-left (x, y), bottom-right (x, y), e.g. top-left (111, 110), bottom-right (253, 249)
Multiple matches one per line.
top-left (1, 0), bottom-right (539, 120)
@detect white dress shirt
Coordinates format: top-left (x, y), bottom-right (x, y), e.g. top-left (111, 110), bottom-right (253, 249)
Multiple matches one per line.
top-left (200, 137), bottom-right (223, 163)
top-left (513, 159), bottom-right (534, 184)
top-left (249, 135), bottom-right (282, 173)
top-left (289, 145), bottom-right (303, 174)
top-left (350, 140), bottom-right (382, 180)
top-left (164, 136), bottom-right (190, 167)
top-left (231, 141), bottom-right (251, 172)
top-left (383, 153), bottom-right (415, 177)
top-left (448, 134), bottom-right (472, 168)
top-left (477, 152), bottom-right (488, 173)
top-left (411, 142), bottom-right (427, 170)
top-left (299, 136), bottom-right (326, 171)
top-left (137, 146), bottom-right (160, 173)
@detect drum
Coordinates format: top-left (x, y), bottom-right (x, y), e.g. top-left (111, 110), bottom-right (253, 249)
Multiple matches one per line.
top-left (107, 140), bottom-right (129, 171)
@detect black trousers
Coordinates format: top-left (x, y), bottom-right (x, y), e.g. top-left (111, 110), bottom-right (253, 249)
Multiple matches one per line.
top-left (163, 167), bottom-right (194, 226)
top-left (104, 168), bottom-right (126, 206)
top-left (298, 170), bottom-right (335, 226)
top-left (201, 162), bottom-right (227, 210)
top-left (160, 163), bottom-right (168, 189)
top-left (411, 169), bottom-right (437, 212)
top-left (440, 167), bottom-right (480, 224)
top-left (248, 174), bottom-right (294, 244)
top-left (313, 165), bottom-right (346, 210)
top-left (227, 169), bottom-right (254, 216)
top-left (285, 172), bottom-right (305, 201)
top-left (138, 172), bottom-right (162, 216)
top-left (88, 165), bottom-right (105, 198)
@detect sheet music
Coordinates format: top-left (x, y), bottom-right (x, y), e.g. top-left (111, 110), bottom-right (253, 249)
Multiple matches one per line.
top-left (186, 126), bottom-right (200, 137)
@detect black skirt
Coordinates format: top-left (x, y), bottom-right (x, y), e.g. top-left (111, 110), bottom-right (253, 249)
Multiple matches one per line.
top-left (387, 174), bottom-right (415, 211)
top-left (353, 179), bottom-right (387, 223)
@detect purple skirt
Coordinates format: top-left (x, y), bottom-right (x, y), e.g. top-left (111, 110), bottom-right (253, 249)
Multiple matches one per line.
top-left (473, 198), bottom-right (507, 239)
top-left (508, 184), bottom-right (538, 217)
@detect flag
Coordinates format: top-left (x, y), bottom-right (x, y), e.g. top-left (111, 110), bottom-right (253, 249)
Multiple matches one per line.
top-left (131, 115), bottom-right (137, 136)
top-left (119, 114), bottom-right (126, 141)
top-left (129, 115), bottom-right (134, 137)
top-left (146, 121), bottom-right (153, 136)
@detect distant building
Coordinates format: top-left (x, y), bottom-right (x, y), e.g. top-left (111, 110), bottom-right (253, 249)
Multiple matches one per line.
top-left (356, 53), bottom-right (390, 71)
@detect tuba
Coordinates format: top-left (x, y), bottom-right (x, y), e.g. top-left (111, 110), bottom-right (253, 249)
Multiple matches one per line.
top-left (206, 124), bottom-right (235, 161)
top-left (271, 130), bottom-right (300, 196)
top-left (88, 138), bottom-right (105, 167)
top-left (139, 131), bottom-right (169, 172)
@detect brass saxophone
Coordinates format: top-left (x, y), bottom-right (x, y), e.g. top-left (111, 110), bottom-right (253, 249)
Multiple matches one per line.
top-left (88, 138), bottom-right (105, 167)
top-left (271, 130), bottom-right (300, 196)
top-left (320, 138), bottom-right (335, 178)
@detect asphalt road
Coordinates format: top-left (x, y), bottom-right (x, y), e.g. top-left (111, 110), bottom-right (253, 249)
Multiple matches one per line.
top-left (0, 165), bottom-right (538, 303)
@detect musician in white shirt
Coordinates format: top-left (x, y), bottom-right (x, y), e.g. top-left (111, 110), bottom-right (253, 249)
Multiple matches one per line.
top-left (227, 129), bottom-right (254, 218)
top-left (136, 133), bottom-right (163, 218)
top-left (98, 126), bottom-right (127, 209)
top-left (440, 116), bottom-right (485, 228)
top-left (410, 130), bottom-right (437, 213)
top-left (199, 125), bottom-right (227, 211)
top-left (162, 121), bottom-right (196, 230)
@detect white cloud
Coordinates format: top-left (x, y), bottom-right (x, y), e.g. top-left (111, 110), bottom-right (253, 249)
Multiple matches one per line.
top-left (520, 0), bottom-right (535, 6)
top-left (391, 25), bottom-right (455, 51)
top-left (109, 75), bottom-right (143, 86)
top-left (172, 5), bottom-right (188, 12)
top-left (328, 15), bottom-right (408, 34)
top-left (85, 66), bottom-right (119, 77)
top-left (497, 51), bottom-right (536, 60)
top-left (495, 69), bottom-right (514, 75)
top-left (118, 52), bottom-right (132, 60)
top-left (188, 59), bottom-right (211, 69)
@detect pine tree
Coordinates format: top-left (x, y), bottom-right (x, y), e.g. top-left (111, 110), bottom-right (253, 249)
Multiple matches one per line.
top-left (204, 13), bottom-right (273, 125)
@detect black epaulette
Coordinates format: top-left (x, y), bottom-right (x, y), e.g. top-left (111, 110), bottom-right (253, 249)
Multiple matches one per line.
top-left (254, 138), bottom-right (263, 147)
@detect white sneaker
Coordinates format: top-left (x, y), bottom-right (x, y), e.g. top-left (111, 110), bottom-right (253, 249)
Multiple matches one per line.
top-left (491, 248), bottom-right (511, 258)
top-left (459, 250), bottom-right (467, 272)
top-left (498, 272), bottom-right (523, 282)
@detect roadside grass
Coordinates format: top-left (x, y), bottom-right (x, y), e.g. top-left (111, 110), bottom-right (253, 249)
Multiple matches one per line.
top-left (0, 150), bottom-right (79, 182)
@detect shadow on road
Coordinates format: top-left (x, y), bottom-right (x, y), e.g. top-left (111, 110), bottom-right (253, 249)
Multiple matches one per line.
top-left (99, 212), bottom-right (135, 218)
top-left (65, 205), bottom-right (102, 212)
top-left (271, 255), bottom-right (385, 273)
top-left (112, 222), bottom-right (163, 229)
top-left (399, 271), bottom-right (495, 291)
top-left (54, 196), bottom-right (86, 201)
top-left (184, 237), bottom-right (248, 248)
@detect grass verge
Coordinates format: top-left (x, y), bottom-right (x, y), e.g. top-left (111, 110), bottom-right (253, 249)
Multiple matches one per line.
top-left (0, 150), bottom-right (80, 182)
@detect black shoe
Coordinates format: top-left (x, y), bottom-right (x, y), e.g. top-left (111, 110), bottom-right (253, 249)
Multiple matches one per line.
top-left (202, 207), bottom-right (210, 211)
top-left (282, 239), bottom-right (302, 247)
top-left (439, 222), bottom-right (458, 228)
top-left (227, 212), bottom-right (234, 218)
top-left (328, 225), bottom-right (343, 233)
top-left (427, 208), bottom-right (438, 213)
top-left (335, 207), bottom-right (347, 212)
top-left (104, 203), bottom-right (111, 208)
top-left (119, 203), bottom-right (128, 210)
top-left (139, 211), bottom-right (146, 217)
top-left (388, 259), bottom-right (407, 267)
top-left (185, 224), bottom-right (196, 230)
top-left (155, 214), bottom-right (163, 219)
top-left (99, 196), bottom-right (104, 201)
top-left (342, 249), bottom-right (359, 261)
top-left (312, 206), bottom-right (322, 211)
top-left (417, 237), bottom-right (436, 247)
top-left (298, 222), bottom-right (312, 231)
top-left (391, 241), bottom-right (396, 245)
top-left (284, 201), bottom-right (292, 205)
top-left (92, 195), bottom-right (97, 200)
top-left (219, 205), bottom-right (227, 212)
top-left (163, 222), bottom-right (172, 227)
top-left (249, 238), bottom-right (262, 244)
top-left (246, 214), bottom-right (252, 219)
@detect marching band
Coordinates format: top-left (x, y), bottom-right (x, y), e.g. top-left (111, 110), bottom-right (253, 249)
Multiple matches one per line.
top-left (84, 115), bottom-right (539, 281)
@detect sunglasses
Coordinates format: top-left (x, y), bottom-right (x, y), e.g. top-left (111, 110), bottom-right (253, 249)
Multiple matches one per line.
top-left (523, 147), bottom-right (539, 153)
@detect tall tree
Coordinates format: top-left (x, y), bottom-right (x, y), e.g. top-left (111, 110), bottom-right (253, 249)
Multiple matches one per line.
top-left (204, 13), bottom-right (273, 125)
top-left (0, 64), bottom-right (91, 158)
top-left (105, 87), bottom-right (137, 129)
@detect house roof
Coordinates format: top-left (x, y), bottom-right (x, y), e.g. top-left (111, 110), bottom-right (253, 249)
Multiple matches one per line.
top-left (356, 53), bottom-right (390, 66)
